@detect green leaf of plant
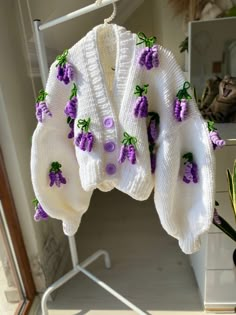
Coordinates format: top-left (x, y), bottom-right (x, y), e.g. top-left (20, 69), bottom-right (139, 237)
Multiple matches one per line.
top-left (232, 160), bottom-right (236, 221)
top-left (227, 169), bottom-right (233, 207)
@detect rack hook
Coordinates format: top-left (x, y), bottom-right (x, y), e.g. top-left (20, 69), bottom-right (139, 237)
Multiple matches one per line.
top-left (95, 0), bottom-right (117, 24)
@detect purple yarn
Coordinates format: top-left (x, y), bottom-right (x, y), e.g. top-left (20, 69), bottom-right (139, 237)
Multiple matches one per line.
top-left (209, 131), bottom-right (226, 150)
top-left (150, 152), bottom-right (156, 174)
top-left (63, 63), bottom-right (74, 85)
top-left (134, 96), bottom-right (148, 118)
top-left (87, 132), bottom-right (94, 152)
top-left (148, 119), bottom-right (158, 143)
top-left (57, 65), bottom-right (65, 81)
top-left (128, 144), bottom-right (136, 164)
top-left (134, 97), bottom-right (142, 117)
top-left (145, 50), bottom-right (154, 70)
top-left (64, 96), bottom-right (77, 119)
top-left (34, 203), bottom-right (48, 222)
top-left (35, 101), bottom-right (52, 122)
top-left (67, 120), bottom-right (74, 139)
top-left (183, 161), bottom-right (198, 184)
top-left (49, 170), bottom-right (66, 187)
top-left (179, 99), bottom-right (188, 121)
top-left (152, 45), bottom-right (159, 67)
top-left (174, 98), bottom-right (188, 122)
top-left (118, 145), bottom-right (128, 163)
top-left (138, 46), bottom-right (159, 70)
top-left (79, 133), bottom-right (87, 151)
top-left (75, 132), bottom-right (83, 147)
top-left (173, 98), bottom-right (181, 121)
top-left (138, 47), bottom-right (149, 66)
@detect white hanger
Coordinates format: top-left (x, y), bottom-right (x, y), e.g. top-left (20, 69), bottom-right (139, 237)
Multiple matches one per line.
top-left (95, 0), bottom-right (117, 24)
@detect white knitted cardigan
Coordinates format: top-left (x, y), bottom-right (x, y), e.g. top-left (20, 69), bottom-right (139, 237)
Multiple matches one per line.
top-left (31, 24), bottom-right (215, 254)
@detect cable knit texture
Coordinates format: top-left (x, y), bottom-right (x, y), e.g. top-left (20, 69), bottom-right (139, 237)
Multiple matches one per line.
top-left (31, 24), bottom-right (215, 254)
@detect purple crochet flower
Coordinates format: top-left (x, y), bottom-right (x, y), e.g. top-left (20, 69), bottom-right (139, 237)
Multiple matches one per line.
top-left (56, 50), bottom-right (74, 85)
top-left (134, 85), bottom-right (149, 118)
top-left (49, 162), bottom-right (67, 187)
top-left (64, 84), bottom-right (78, 119)
top-left (67, 118), bottom-right (74, 139)
top-left (147, 112), bottom-right (160, 143)
top-left (173, 82), bottom-right (192, 122)
top-left (75, 118), bottom-right (94, 152)
top-left (182, 153), bottom-right (198, 184)
top-left (207, 121), bottom-right (225, 150)
top-left (33, 199), bottom-right (49, 222)
top-left (35, 90), bottom-right (52, 123)
top-left (137, 32), bottom-right (159, 70)
top-left (127, 144), bottom-right (136, 164)
top-left (118, 145), bottom-right (128, 163)
top-left (118, 132), bottom-right (137, 165)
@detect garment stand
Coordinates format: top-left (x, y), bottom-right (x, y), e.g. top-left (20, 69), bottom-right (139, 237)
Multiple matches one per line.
top-left (33, 1), bottom-right (147, 314)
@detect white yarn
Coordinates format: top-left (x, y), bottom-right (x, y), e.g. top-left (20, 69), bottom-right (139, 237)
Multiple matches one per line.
top-left (31, 24), bottom-right (215, 254)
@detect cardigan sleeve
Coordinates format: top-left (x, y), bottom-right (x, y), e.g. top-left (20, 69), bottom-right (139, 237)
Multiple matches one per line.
top-left (153, 49), bottom-right (215, 254)
top-left (31, 61), bottom-right (93, 236)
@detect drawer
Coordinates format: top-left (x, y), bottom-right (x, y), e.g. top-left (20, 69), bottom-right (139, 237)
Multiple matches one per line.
top-left (215, 145), bottom-right (236, 192)
top-left (205, 269), bottom-right (236, 304)
top-left (209, 192), bottom-right (235, 233)
top-left (207, 233), bottom-right (236, 269)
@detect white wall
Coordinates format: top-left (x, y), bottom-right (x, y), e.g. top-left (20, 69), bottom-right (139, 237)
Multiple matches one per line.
top-left (152, 0), bottom-right (185, 68)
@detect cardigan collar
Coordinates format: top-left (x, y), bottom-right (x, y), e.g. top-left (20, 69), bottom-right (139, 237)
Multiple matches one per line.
top-left (83, 24), bottom-right (140, 117)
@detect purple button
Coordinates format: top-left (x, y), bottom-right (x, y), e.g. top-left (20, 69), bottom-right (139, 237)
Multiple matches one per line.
top-left (103, 117), bottom-right (114, 129)
top-left (104, 141), bottom-right (116, 152)
top-left (105, 163), bottom-right (116, 175)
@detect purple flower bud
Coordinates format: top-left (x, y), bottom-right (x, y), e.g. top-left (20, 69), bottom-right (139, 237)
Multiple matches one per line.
top-left (183, 161), bottom-right (198, 184)
top-left (134, 97), bottom-right (142, 117)
top-left (145, 50), bottom-right (154, 70)
top-left (138, 48), bottom-right (149, 66)
top-left (134, 96), bottom-right (148, 118)
top-left (173, 98), bottom-right (182, 121)
top-left (128, 144), bottom-right (136, 165)
top-left (148, 119), bottom-right (158, 143)
top-left (87, 132), bottom-right (94, 152)
top-left (75, 132), bottom-right (83, 147)
top-left (34, 203), bottom-right (49, 221)
top-left (57, 65), bottom-right (65, 81)
top-left (209, 131), bottom-right (226, 150)
top-left (79, 133), bottom-right (87, 151)
top-left (191, 162), bottom-right (198, 183)
top-left (63, 63), bottom-right (74, 85)
top-left (58, 170), bottom-right (67, 185)
top-left (139, 96), bottom-right (148, 118)
top-left (64, 96), bottom-right (77, 119)
top-left (152, 45), bottom-right (159, 67)
top-left (67, 120), bottom-right (74, 139)
top-left (179, 99), bottom-right (188, 121)
top-left (49, 172), bottom-right (56, 187)
top-left (35, 101), bottom-right (52, 122)
top-left (118, 145), bottom-right (128, 163)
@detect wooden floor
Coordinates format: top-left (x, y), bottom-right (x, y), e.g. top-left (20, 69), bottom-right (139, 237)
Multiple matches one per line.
top-left (38, 189), bottom-right (205, 315)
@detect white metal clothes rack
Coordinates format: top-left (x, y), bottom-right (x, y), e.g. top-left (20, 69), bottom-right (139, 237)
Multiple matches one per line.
top-left (33, 1), bottom-right (148, 314)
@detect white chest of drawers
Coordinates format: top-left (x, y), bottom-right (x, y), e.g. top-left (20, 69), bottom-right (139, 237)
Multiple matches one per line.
top-left (190, 124), bottom-right (236, 312)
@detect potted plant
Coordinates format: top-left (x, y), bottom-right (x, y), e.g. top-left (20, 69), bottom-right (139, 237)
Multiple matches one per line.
top-left (213, 160), bottom-right (236, 265)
